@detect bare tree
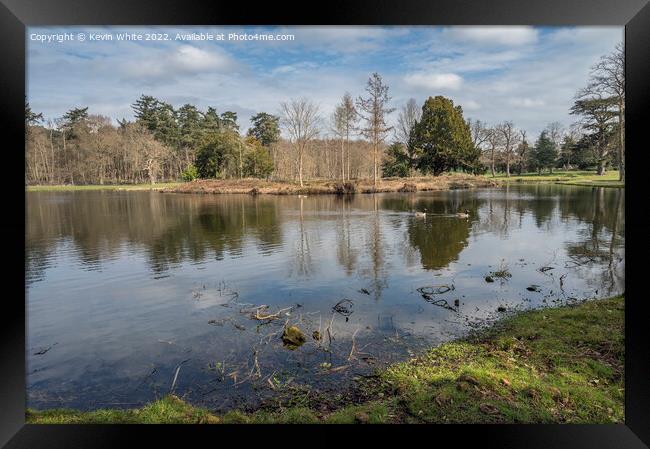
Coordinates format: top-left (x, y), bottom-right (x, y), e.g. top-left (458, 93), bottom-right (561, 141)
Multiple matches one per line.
top-left (396, 98), bottom-right (421, 145)
top-left (280, 98), bottom-right (321, 187)
top-left (468, 118), bottom-right (491, 152)
top-left (496, 121), bottom-right (519, 177)
top-left (561, 123), bottom-right (583, 169)
top-left (332, 93), bottom-right (358, 182)
top-left (546, 121), bottom-right (564, 164)
top-left (395, 98), bottom-right (421, 177)
top-left (516, 129), bottom-right (529, 175)
top-left (356, 73), bottom-right (395, 187)
top-left (486, 127), bottom-right (503, 177)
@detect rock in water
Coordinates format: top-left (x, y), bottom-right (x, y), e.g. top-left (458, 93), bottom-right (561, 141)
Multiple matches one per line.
top-left (485, 276), bottom-right (494, 283)
top-left (282, 326), bottom-right (306, 349)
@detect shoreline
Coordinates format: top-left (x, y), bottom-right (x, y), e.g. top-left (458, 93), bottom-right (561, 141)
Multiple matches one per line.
top-left (25, 172), bottom-right (624, 193)
top-left (27, 295), bottom-right (624, 424)
top-left (164, 174), bottom-right (498, 195)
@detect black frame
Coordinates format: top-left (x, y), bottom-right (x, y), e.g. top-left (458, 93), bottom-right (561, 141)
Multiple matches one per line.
top-left (2, 0), bottom-right (649, 447)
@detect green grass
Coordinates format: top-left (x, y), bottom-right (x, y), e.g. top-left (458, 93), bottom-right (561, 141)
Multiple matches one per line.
top-left (487, 170), bottom-right (624, 188)
top-left (26, 171), bottom-right (625, 193)
top-left (27, 295), bottom-right (624, 424)
top-left (26, 182), bottom-right (183, 192)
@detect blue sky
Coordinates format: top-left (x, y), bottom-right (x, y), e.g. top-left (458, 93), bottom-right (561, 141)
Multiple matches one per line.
top-left (27, 26), bottom-right (622, 138)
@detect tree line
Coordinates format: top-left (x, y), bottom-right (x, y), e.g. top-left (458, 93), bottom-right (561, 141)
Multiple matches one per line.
top-left (451, 43), bottom-right (624, 181)
top-left (25, 43), bottom-right (624, 185)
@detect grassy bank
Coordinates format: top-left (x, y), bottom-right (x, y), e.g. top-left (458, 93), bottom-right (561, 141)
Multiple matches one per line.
top-left (27, 295), bottom-right (624, 424)
top-left (489, 170), bottom-right (624, 188)
top-left (26, 182), bottom-right (183, 192)
top-left (165, 174), bottom-right (498, 195)
top-left (26, 171), bottom-right (623, 194)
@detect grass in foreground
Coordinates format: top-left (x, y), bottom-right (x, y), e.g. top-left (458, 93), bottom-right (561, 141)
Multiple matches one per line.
top-left (27, 295), bottom-right (624, 424)
top-left (489, 170), bottom-right (623, 188)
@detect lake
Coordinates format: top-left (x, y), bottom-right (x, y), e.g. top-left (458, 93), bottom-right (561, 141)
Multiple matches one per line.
top-left (26, 185), bottom-right (624, 411)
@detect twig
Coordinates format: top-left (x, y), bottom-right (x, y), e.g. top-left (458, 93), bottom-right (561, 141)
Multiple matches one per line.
top-left (252, 306), bottom-right (293, 321)
top-left (170, 366), bottom-right (182, 393)
top-left (347, 328), bottom-right (360, 361)
top-left (326, 313), bottom-right (336, 350)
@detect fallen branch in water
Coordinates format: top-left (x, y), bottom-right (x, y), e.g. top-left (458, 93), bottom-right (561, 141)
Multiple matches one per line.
top-left (251, 306), bottom-right (294, 321)
top-left (417, 285), bottom-right (454, 296)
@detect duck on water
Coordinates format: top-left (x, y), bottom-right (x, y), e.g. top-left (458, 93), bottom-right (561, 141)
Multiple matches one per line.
top-left (414, 209), bottom-right (469, 218)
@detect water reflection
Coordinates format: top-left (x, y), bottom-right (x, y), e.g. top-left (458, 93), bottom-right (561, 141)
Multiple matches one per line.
top-left (26, 185), bottom-right (624, 411)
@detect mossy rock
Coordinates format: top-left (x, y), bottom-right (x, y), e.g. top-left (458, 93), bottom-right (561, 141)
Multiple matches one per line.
top-left (282, 326), bottom-right (306, 349)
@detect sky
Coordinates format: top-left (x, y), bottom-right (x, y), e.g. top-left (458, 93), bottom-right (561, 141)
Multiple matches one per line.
top-left (27, 26), bottom-right (623, 139)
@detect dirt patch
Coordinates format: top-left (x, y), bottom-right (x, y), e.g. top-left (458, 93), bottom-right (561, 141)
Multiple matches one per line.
top-left (164, 175), bottom-right (499, 196)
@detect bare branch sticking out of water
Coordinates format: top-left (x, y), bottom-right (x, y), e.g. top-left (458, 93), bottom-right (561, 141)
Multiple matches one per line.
top-left (250, 350), bottom-right (261, 379)
top-left (326, 313), bottom-right (336, 350)
top-left (33, 342), bottom-right (58, 356)
top-left (170, 366), bottom-right (181, 393)
top-left (348, 328), bottom-right (360, 361)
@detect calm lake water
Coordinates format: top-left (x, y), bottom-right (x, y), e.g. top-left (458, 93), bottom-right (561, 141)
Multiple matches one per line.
top-left (26, 185), bottom-right (624, 411)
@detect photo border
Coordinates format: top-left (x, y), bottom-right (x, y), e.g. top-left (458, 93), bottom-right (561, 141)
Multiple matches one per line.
top-left (2, 0), bottom-right (648, 447)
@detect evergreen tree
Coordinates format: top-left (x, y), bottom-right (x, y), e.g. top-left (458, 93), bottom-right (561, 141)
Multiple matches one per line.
top-left (532, 131), bottom-right (558, 174)
top-left (247, 112), bottom-right (280, 147)
top-left (381, 143), bottom-right (410, 178)
top-left (25, 101), bottom-right (43, 126)
top-left (409, 96), bottom-right (477, 176)
top-left (195, 131), bottom-right (239, 179)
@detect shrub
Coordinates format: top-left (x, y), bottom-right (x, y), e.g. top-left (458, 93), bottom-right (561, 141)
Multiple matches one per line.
top-left (181, 164), bottom-right (199, 182)
top-left (398, 183), bottom-right (417, 192)
top-left (332, 182), bottom-right (356, 195)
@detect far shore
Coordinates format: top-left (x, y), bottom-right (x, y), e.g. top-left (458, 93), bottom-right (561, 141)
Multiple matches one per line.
top-left (164, 174), bottom-right (498, 195)
top-left (25, 171), bottom-right (624, 194)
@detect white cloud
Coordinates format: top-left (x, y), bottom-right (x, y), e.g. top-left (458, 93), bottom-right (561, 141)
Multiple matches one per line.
top-left (120, 44), bottom-right (238, 80)
top-left (463, 100), bottom-right (481, 111)
top-left (508, 98), bottom-right (546, 108)
top-left (403, 72), bottom-right (462, 90)
top-left (169, 45), bottom-right (235, 72)
top-left (444, 26), bottom-right (539, 46)
top-left (547, 27), bottom-right (622, 48)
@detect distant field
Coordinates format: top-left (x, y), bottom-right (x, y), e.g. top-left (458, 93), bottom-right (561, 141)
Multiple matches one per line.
top-left (487, 170), bottom-right (624, 188)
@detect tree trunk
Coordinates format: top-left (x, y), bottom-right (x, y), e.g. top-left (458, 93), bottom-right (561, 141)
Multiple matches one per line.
top-left (597, 159), bottom-right (606, 176)
top-left (346, 135), bottom-right (350, 181)
top-left (506, 157), bottom-right (510, 177)
top-left (299, 147), bottom-right (304, 187)
top-left (618, 102), bottom-right (625, 182)
top-left (340, 139), bottom-right (345, 182)
top-left (490, 149), bottom-right (495, 177)
top-left (373, 141), bottom-right (378, 187)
